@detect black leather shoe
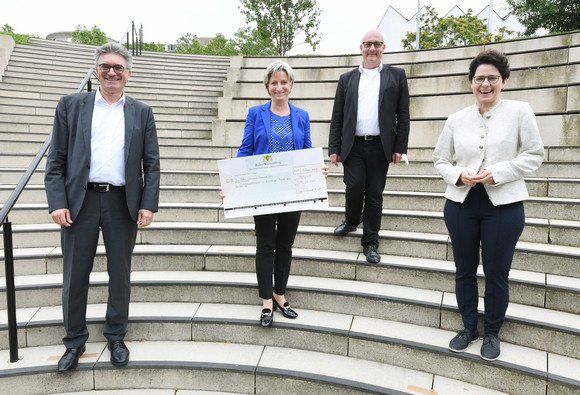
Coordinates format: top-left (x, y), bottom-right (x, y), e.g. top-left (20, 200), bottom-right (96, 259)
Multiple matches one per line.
top-left (57, 345), bottom-right (86, 373)
top-left (108, 340), bottom-right (130, 366)
top-left (363, 245), bottom-right (381, 263)
top-left (273, 299), bottom-right (298, 319)
top-left (260, 308), bottom-right (273, 327)
top-left (334, 221), bottom-right (357, 236)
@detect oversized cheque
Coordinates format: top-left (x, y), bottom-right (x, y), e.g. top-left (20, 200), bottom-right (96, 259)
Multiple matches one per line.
top-left (218, 147), bottom-right (328, 218)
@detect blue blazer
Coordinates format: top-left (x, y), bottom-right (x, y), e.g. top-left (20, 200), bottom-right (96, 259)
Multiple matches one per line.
top-left (237, 101), bottom-right (312, 157)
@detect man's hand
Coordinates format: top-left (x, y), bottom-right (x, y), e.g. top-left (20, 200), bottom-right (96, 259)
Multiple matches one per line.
top-left (392, 152), bottom-right (402, 164)
top-left (137, 209), bottom-right (154, 228)
top-left (51, 208), bottom-right (73, 227)
top-left (329, 153), bottom-right (340, 167)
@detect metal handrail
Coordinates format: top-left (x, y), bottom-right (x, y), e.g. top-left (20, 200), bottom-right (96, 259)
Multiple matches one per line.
top-left (1, 67), bottom-right (96, 363)
top-left (121, 20), bottom-right (143, 57)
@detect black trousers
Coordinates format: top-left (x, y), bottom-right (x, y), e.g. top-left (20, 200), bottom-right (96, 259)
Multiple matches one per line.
top-left (444, 183), bottom-right (524, 336)
top-left (253, 211), bottom-right (301, 300)
top-left (61, 188), bottom-right (138, 348)
top-left (343, 138), bottom-right (389, 247)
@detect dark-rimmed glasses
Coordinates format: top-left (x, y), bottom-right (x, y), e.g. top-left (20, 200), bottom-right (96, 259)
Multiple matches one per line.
top-left (473, 75), bottom-right (501, 84)
top-left (98, 64), bottom-right (126, 73)
top-left (362, 41), bottom-right (384, 49)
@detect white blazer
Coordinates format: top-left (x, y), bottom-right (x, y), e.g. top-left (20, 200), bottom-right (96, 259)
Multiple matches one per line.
top-left (432, 100), bottom-right (544, 206)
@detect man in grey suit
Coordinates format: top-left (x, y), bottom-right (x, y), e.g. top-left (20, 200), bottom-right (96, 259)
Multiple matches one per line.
top-left (45, 43), bottom-right (160, 373)
top-left (328, 29), bottom-right (410, 263)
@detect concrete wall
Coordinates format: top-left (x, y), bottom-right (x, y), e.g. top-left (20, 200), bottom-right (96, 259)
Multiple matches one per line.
top-left (214, 32), bottom-right (580, 150)
top-left (0, 34), bottom-right (15, 82)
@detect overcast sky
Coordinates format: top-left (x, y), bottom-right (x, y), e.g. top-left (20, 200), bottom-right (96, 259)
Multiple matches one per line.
top-left (2, 0), bottom-right (510, 55)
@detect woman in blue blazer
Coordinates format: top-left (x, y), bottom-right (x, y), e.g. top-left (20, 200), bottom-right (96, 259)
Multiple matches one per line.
top-left (236, 61), bottom-right (315, 327)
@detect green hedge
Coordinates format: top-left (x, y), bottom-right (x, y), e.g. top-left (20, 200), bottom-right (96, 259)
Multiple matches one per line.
top-left (0, 32), bottom-right (30, 44)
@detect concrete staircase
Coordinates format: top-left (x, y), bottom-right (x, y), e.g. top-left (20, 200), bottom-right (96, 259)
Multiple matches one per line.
top-left (1, 34), bottom-right (579, 394)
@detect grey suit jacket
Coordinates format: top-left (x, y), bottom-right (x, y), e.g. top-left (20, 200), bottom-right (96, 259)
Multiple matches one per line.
top-left (328, 65), bottom-right (410, 162)
top-left (45, 91), bottom-right (160, 222)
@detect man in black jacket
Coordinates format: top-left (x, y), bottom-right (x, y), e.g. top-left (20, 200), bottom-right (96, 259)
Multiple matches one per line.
top-left (328, 29), bottom-right (410, 263)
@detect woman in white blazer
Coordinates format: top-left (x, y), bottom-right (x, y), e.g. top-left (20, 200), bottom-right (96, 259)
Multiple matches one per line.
top-left (433, 50), bottom-right (544, 361)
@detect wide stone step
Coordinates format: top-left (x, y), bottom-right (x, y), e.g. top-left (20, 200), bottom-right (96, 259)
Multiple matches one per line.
top-left (1, 244), bottom-right (578, 315)
top-left (1, 270), bottom-right (579, 360)
top-left (3, 179), bottom-right (580, 221)
top-left (0, 340), bottom-right (517, 395)
top-left (1, 222), bottom-right (579, 277)
top-left (3, 302), bottom-right (580, 394)
top-left (3, 195), bottom-right (579, 249)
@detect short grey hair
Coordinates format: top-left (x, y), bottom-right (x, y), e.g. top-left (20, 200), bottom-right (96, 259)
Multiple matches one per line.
top-left (263, 60), bottom-right (295, 90)
top-left (94, 42), bottom-right (133, 70)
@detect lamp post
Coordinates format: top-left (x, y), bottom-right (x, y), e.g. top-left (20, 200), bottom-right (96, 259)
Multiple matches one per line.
top-left (415, 0), bottom-right (421, 50)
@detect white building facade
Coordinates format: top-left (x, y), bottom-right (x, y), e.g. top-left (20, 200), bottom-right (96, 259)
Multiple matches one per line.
top-left (377, 5), bottom-right (530, 52)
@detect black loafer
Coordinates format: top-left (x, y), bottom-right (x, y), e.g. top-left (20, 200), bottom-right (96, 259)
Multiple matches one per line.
top-left (334, 221), bottom-right (357, 236)
top-left (274, 299), bottom-right (298, 319)
top-left (108, 340), bottom-right (130, 366)
top-left (260, 308), bottom-right (273, 327)
top-left (57, 344), bottom-right (86, 373)
top-left (363, 245), bottom-right (381, 263)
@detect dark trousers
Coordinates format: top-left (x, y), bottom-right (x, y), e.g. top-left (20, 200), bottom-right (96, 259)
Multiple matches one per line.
top-left (343, 138), bottom-right (389, 247)
top-left (61, 188), bottom-right (138, 348)
top-left (253, 211), bottom-right (301, 300)
top-left (444, 183), bottom-right (524, 336)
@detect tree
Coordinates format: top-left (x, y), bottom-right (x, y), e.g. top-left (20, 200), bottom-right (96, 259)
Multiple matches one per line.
top-left (232, 26), bottom-right (278, 56)
top-left (175, 33), bottom-right (205, 54)
top-left (402, 6), bottom-right (515, 50)
top-left (506, 0), bottom-right (580, 35)
top-left (71, 25), bottom-right (107, 45)
top-left (203, 34), bottom-right (238, 56)
top-left (1, 24), bottom-right (14, 33)
top-left (239, 0), bottom-right (322, 56)
top-left (176, 33), bottom-right (238, 56)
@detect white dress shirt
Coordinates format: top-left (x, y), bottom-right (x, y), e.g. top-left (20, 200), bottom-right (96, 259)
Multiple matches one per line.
top-left (89, 89), bottom-right (126, 186)
top-left (356, 63), bottom-right (383, 137)
top-left (433, 99), bottom-right (544, 206)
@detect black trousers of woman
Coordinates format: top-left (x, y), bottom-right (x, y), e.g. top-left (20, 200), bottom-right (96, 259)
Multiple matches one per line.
top-left (254, 211), bottom-right (302, 299)
top-left (444, 183), bottom-right (525, 336)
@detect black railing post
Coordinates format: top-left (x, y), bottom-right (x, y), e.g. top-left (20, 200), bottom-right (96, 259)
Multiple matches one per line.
top-left (3, 218), bottom-right (19, 363)
top-left (131, 21), bottom-right (136, 56)
top-left (139, 25), bottom-right (143, 55)
top-left (126, 32), bottom-right (130, 51)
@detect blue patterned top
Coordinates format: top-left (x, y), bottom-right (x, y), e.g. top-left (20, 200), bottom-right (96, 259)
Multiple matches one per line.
top-left (269, 111), bottom-right (294, 153)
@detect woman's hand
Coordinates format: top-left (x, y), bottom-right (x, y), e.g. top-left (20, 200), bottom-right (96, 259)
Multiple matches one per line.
top-left (218, 187), bottom-right (225, 200)
top-left (322, 164), bottom-right (329, 178)
top-left (472, 169), bottom-right (496, 185)
top-left (458, 170), bottom-right (477, 187)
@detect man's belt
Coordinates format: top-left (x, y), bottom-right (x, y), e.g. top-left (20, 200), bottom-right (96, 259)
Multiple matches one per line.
top-left (87, 182), bottom-right (125, 192)
top-left (355, 135), bottom-right (379, 140)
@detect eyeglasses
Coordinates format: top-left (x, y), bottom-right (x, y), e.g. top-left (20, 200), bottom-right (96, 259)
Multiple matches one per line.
top-left (98, 64), bottom-right (126, 73)
top-left (473, 75), bottom-right (501, 84)
top-left (362, 41), bottom-right (384, 49)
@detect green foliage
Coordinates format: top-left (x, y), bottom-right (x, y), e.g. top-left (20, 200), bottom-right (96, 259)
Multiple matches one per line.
top-left (2, 24), bottom-right (14, 33)
top-left (71, 25), bottom-right (107, 45)
top-left (232, 26), bottom-right (278, 56)
top-left (141, 42), bottom-right (166, 52)
top-left (176, 33), bottom-right (204, 54)
top-left (203, 34), bottom-right (238, 56)
top-left (239, 0), bottom-right (322, 56)
top-left (0, 24), bottom-right (30, 44)
top-left (402, 6), bottom-right (515, 50)
top-left (176, 33), bottom-right (238, 55)
top-left (506, 0), bottom-right (580, 35)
